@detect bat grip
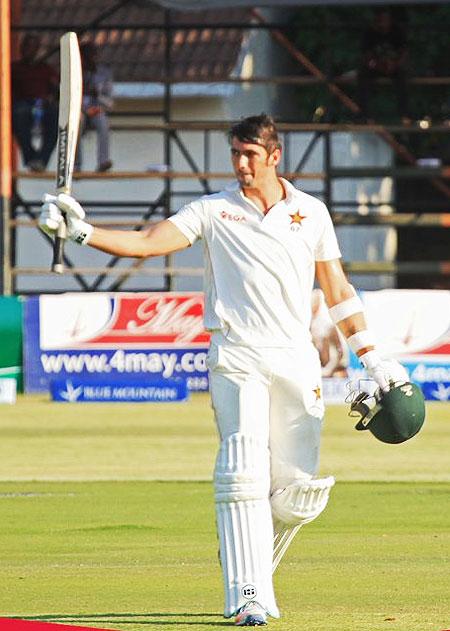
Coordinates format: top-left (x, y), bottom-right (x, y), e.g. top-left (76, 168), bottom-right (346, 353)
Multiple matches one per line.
top-left (51, 213), bottom-right (67, 274)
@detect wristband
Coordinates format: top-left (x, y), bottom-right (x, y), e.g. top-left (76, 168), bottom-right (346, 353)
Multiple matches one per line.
top-left (358, 349), bottom-right (381, 370)
top-left (70, 220), bottom-right (93, 246)
top-left (329, 295), bottom-right (364, 324)
top-left (347, 330), bottom-right (375, 355)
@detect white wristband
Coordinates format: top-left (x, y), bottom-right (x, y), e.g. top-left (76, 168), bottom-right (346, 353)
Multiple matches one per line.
top-left (329, 295), bottom-right (364, 324)
top-left (359, 349), bottom-right (381, 370)
top-left (347, 330), bottom-right (375, 355)
top-left (70, 220), bottom-right (93, 246)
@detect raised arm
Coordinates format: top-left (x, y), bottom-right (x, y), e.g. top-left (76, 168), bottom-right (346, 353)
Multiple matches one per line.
top-left (39, 193), bottom-right (191, 258)
top-left (87, 219), bottom-right (190, 257)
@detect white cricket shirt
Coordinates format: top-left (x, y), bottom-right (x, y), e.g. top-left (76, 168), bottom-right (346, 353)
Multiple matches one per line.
top-left (168, 178), bottom-right (341, 347)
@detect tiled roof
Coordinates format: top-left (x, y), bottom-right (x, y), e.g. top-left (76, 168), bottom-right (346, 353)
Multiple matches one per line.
top-left (16, 0), bottom-right (250, 83)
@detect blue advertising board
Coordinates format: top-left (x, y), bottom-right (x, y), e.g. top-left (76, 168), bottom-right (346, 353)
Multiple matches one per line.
top-left (413, 381), bottom-right (450, 402)
top-left (344, 290), bottom-right (450, 402)
top-left (347, 355), bottom-right (450, 401)
top-left (23, 289), bottom-right (450, 402)
top-left (50, 377), bottom-right (188, 403)
top-left (24, 293), bottom-right (210, 393)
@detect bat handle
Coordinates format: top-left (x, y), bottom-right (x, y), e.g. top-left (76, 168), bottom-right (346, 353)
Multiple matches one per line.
top-left (51, 213), bottom-right (67, 274)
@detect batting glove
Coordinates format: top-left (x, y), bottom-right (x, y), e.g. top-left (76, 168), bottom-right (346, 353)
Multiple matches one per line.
top-left (39, 193), bottom-right (93, 245)
top-left (360, 351), bottom-right (409, 392)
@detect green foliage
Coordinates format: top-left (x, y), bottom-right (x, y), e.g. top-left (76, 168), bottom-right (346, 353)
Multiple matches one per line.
top-left (289, 5), bottom-right (450, 121)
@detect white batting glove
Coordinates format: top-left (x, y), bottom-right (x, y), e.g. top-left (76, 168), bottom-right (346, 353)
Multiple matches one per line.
top-left (39, 193), bottom-right (93, 245)
top-left (360, 350), bottom-right (409, 392)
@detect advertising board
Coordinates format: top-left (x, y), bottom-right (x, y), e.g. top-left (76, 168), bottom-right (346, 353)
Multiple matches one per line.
top-left (24, 289), bottom-right (450, 402)
top-left (24, 292), bottom-right (211, 393)
top-left (50, 378), bottom-right (188, 403)
top-left (348, 290), bottom-right (450, 401)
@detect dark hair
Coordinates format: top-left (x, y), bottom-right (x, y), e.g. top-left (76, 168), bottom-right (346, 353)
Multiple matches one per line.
top-left (228, 114), bottom-right (282, 154)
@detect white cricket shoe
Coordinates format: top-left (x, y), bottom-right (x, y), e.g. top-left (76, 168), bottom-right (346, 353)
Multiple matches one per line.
top-left (235, 601), bottom-right (267, 626)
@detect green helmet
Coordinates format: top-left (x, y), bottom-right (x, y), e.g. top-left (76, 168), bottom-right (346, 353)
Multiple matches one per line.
top-left (350, 382), bottom-right (426, 444)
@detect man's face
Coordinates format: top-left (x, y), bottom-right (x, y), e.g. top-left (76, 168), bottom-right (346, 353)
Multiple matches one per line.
top-left (230, 137), bottom-right (281, 188)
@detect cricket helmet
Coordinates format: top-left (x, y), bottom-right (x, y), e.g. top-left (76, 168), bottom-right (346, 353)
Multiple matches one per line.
top-left (350, 382), bottom-right (426, 444)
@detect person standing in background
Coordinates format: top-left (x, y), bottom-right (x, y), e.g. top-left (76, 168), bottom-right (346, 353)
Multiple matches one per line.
top-left (75, 41), bottom-right (114, 172)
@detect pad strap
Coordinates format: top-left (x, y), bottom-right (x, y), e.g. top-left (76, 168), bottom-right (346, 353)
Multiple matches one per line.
top-left (347, 330), bottom-right (375, 355)
top-left (328, 295), bottom-right (364, 324)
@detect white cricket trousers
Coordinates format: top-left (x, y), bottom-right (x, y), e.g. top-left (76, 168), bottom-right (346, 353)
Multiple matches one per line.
top-left (208, 333), bottom-right (324, 618)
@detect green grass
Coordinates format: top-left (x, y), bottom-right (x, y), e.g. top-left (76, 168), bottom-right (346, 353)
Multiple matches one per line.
top-left (0, 394), bottom-right (218, 481)
top-left (1, 395), bottom-right (449, 482)
top-left (0, 395), bottom-right (449, 631)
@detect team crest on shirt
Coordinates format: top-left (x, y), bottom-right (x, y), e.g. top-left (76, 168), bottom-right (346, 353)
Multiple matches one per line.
top-left (289, 210), bottom-right (307, 231)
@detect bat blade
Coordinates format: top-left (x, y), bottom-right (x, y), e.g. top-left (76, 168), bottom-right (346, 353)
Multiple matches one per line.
top-left (52, 32), bottom-right (82, 274)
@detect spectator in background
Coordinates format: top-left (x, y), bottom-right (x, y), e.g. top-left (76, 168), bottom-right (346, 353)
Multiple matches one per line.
top-left (310, 288), bottom-right (348, 378)
top-left (12, 34), bottom-right (59, 172)
top-left (357, 8), bottom-right (411, 124)
top-left (75, 42), bottom-right (113, 172)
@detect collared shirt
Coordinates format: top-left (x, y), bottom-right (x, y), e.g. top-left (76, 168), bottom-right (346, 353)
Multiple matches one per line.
top-left (168, 178), bottom-right (341, 347)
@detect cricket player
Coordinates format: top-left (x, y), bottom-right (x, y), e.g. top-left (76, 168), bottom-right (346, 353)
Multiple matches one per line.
top-left (40, 114), bottom-right (406, 627)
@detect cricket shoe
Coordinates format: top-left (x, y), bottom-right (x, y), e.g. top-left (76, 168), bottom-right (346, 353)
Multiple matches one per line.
top-left (235, 601), bottom-right (267, 626)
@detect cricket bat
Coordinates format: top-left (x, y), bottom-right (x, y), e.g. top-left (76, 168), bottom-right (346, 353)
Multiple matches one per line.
top-left (52, 32), bottom-right (82, 274)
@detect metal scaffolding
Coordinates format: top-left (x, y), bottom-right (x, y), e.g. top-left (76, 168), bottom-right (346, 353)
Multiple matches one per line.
top-left (3, 2), bottom-right (450, 293)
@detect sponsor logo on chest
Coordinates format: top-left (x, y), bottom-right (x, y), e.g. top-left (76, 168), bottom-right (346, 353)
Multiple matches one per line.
top-left (220, 210), bottom-right (247, 222)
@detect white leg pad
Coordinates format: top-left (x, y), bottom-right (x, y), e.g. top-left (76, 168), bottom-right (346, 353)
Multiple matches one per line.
top-left (271, 476), bottom-right (335, 572)
top-left (215, 433), bottom-right (280, 619)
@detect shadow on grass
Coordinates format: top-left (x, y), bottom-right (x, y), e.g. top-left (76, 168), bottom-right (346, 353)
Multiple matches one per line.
top-left (9, 613), bottom-right (231, 627)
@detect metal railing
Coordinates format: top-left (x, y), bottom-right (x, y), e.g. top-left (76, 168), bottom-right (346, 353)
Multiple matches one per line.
top-left (8, 122), bottom-right (450, 294)
top-left (5, 2), bottom-right (450, 293)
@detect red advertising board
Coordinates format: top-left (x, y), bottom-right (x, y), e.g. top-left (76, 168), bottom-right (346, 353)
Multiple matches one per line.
top-left (87, 293), bottom-right (210, 347)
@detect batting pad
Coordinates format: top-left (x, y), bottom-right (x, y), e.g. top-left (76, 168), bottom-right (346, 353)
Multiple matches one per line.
top-left (214, 433), bottom-right (280, 619)
top-left (271, 476), bottom-right (335, 572)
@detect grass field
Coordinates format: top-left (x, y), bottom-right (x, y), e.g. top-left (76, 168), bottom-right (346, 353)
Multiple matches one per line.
top-left (1, 394), bottom-right (449, 631)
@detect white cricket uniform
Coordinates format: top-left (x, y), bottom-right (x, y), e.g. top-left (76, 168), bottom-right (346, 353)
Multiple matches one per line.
top-left (168, 178), bottom-right (341, 619)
